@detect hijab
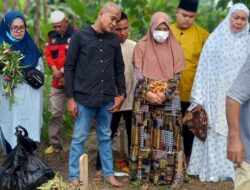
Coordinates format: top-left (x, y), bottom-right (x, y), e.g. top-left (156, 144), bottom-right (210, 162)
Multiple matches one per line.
top-left (229, 3), bottom-right (249, 36)
top-left (0, 11), bottom-right (41, 73)
top-left (190, 3), bottom-right (250, 136)
top-left (133, 12), bottom-right (185, 80)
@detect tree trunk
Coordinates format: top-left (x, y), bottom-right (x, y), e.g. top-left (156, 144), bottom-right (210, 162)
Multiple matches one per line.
top-left (3, 0), bottom-right (9, 13)
top-left (11, 0), bottom-right (17, 10)
top-left (43, 0), bottom-right (48, 23)
top-left (24, 0), bottom-right (32, 15)
top-left (33, 0), bottom-right (41, 46)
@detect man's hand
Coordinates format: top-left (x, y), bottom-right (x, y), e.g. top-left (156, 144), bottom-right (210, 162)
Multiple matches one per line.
top-left (226, 96), bottom-right (243, 166)
top-left (145, 91), bottom-right (161, 105)
top-left (107, 96), bottom-right (125, 113)
top-left (227, 134), bottom-right (244, 166)
top-left (51, 65), bottom-right (63, 80)
top-left (58, 77), bottom-right (65, 87)
top-left (68, 98), bottom-right (78, 118)
top-left (52, 70), bottom-right (64, 80)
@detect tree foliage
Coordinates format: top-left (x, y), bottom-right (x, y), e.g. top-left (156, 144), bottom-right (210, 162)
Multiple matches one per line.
top-left (0, 0), bottom-right (249, 45)
top-left (0, 0), bottom-right (249, 141)
top-left (217, 0), bottom-right (250, 9)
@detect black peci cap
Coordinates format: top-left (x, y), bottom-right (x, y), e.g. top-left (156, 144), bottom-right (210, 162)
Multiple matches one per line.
top-left (178, 0), bottom-right (199, 12)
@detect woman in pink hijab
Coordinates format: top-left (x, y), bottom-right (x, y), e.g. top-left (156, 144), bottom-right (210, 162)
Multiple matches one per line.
top-left (130, 12), bottom-right (185, 187)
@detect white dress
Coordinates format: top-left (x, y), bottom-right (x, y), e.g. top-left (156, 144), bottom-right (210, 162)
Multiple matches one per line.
top-left (0, 58), bottom-right (43, 149)
top-left (187, 3), bottom-right (250, 182)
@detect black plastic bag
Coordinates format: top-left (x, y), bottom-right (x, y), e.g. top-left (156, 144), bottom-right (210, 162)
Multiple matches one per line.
top-left (0, 126), bottom-right (55, 190)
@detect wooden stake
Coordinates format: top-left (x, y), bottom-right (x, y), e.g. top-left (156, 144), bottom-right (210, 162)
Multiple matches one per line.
top-left (80, 154), bottom-right (88, 190)
top-left (119, 126), bottom-right (126, 158)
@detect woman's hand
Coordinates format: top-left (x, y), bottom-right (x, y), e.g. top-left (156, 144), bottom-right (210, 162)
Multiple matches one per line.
top-left (157, 92), bottom-right (167, 104)
top-left (145, 91), bottom-right (161, 105)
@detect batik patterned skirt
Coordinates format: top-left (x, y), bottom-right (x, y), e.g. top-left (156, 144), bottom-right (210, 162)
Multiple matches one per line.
top-left (130, 101), bottom-right (184, 187)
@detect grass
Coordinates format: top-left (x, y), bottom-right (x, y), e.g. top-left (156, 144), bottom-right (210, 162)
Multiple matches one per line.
top-left (41, 61), bottom-right (74, 145)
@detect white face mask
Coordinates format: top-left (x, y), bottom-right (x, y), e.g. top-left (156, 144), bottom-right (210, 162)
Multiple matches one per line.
top-left (152, 30), bottom-right (169, 43)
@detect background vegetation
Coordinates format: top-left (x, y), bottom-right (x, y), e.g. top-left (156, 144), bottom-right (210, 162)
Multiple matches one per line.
top-left (0, 0), bottom-right (249, 143)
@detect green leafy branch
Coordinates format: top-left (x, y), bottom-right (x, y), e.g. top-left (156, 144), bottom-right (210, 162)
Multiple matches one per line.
top-left (0, 42), bottom-right (26, 108)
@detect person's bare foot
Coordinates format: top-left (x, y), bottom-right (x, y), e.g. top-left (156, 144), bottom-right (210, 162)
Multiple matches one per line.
top-left (106, 176), bottom-right (123, 187)
top-left (95, 170), bottom-right (103, 180)
top-left (70, 179), bottom-right (80, 186)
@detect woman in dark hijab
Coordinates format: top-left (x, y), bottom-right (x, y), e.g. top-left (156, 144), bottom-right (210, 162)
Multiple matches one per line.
top-left (0, 11), bottom-right (43, 153)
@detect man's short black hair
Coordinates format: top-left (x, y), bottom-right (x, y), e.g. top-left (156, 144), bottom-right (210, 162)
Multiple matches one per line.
top-left (120, 12), bottom-right (128, 21)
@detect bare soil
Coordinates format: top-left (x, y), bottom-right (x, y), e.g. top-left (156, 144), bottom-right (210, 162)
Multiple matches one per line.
top-left (41, 131), bottom-right (233, 190)
top-left (0, 131), bottom-right (234, 190)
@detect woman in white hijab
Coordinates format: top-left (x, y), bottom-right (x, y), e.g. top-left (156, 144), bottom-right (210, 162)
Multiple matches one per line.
top-left (187, 3), bottom-right (249, 182)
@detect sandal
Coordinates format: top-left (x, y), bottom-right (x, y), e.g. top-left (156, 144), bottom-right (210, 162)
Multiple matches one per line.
top-left (44, 145), bottom-right (54, 154)
top-left (115, 159), bottom-right (128, 168)
top-left (121, 166), bottom-right (130, 174)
